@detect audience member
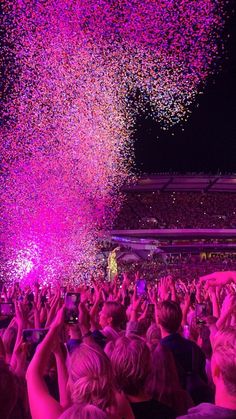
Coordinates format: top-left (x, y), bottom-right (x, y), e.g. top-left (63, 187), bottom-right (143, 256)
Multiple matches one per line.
top-left (0, 269), bottom-right (235, 419)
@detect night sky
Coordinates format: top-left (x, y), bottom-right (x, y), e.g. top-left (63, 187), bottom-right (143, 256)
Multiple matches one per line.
top-left (133, 7), bottom-right (236, 174)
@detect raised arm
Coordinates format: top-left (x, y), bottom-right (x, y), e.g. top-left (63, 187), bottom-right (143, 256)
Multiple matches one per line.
top-left (26, 307), bottom-right (65, 419)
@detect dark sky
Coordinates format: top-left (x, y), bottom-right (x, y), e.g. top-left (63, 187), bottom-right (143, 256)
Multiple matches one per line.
top-left (133, 8), bottom-right (236, 174)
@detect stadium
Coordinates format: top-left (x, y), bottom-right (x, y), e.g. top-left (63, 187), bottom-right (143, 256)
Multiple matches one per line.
top-left (99, 174), bottom-right (236, 280)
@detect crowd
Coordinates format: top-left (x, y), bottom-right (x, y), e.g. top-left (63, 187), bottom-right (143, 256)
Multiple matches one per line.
top-left (114, 192), bottom-right (236, 229)
top-left (0, 270), bottom-right (236, 418)
top-left (118, 255), bottom-right (236, 282)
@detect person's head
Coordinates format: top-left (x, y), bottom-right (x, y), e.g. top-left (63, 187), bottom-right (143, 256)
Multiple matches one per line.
top-left (59, 404), bottom-right (109, 419)
top-left (0, 360), bottom-right (18, 418)
top-left (146, 323), bottom-right (161, 351)
top-left (156, 301), bottom-right (182, 335)
top-left (68, 343), bottom-right (115, 411)
top-left (211, 327), bottom-right (236, 399)
top-left (110, 336), bottom-right (151, 396)
top-left (99, 302), bottom-right (126, 330)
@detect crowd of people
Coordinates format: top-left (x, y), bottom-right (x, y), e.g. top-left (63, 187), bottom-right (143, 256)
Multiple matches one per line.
top-left (0, 269), bottom-right (236, 418)
top-left (118, 254), bottom-right (236, 282)
top-left (114, 192), bottom-right (236, 229)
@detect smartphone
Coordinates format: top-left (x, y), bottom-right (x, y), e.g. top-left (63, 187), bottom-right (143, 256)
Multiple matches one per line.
top-left (65, 293), bottom-right (80, 324)
top-left (40, 295), bottom-right (47, 307)
top-left (23, 329), bottom-right (48, 361)
top-left (98, 302), bottom-right (103, 311)
top-left (0, 302), bottom-right (15, 316)
top-left (147, 303), bottom-right (155, 318)
top-left (60, 286), bottom-right (67, 299)
top-left (136, 279), bottom-right (147, 297)
top-left (190, 292), bottom-right (196, 305)
top-left (195, 303), bottom-right (207, 319)
top-left (124, 295), bottom-right (131, 308)
top-left (196, 318), bottom-right (206, 326)
top-left (27, 292), bottom-right (34, 303)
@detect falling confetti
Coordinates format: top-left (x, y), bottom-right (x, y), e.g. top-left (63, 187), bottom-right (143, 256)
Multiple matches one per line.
top-left (1, 0), bottom-right (225, 285)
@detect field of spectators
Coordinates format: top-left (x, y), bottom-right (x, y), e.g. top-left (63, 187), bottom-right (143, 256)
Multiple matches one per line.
top-left (114, 192), bottom-right (236, 229)
top-left (118, 254), bottom-right (236, 282)
top-left (1, 270), bottom-right (236, 418)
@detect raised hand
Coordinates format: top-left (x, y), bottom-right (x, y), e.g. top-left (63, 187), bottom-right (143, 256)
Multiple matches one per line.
top-left (45, 289), bottom-right (61, 328)
top-left (78, 302), bottom-right (91, 336)
top-left (50, 305), bottom-right (65, 330)
top-left (148, 287), bottom-right (157, 305)
top-left (200, 271), bottom-right (236, 288)
top-left (158, 277), bottom-right (169, 301)
top-left (15, 301), bottom-right (27, 329)
top-left (11, 336), bottom-right (28, 377)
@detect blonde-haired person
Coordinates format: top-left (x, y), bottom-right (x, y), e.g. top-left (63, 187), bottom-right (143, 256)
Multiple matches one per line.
top-left (110, 336), bottom-right (176, 419)
top-left (178, 327), bottom-right (236, 418)
top-left (67, 343), bottom-right (115, 410)
top-left (145, 323), bottom-right (161, 352)
top-left (26, 305), bottom-right (133, 419)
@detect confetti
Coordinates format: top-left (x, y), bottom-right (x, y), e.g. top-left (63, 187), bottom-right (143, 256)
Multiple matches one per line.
top-left (1, 0), bottom-right (225, 285)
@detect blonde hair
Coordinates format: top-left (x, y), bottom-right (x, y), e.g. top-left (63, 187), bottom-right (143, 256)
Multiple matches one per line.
top-left (212, 327), bottom-right (236, 396)
top-left (111, 336), bottom-right (151, 396)
top-left (59, 404), bottom-right (109, 419)
top-left (146, 323), bottom-right (161, 351)
top-left (68, 343), bottom-right (115, 410)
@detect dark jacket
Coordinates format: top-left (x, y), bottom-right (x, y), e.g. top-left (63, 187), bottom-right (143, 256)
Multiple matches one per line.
top-left (160, 333), bottom-right (207, 386)
top-left (160, 333), bottom-right (214, 405)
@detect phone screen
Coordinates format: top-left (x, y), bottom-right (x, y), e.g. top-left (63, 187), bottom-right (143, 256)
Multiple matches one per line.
top-left (23, 328), bottom-right (48, 344)
top-left (0, 303), bottom-right (15, 316)
top-left (65, 293), bottom-right (80, 324)
top-left (136, 279), bottom-right (147, 297)
top-left (195, 303), bottom-right (207, 318)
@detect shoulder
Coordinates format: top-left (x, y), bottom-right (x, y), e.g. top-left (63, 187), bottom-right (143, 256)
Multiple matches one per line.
top-left (177, 403), bottom-right (236, 419)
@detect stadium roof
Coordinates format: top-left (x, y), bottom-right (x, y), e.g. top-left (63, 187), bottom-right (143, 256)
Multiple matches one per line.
top-left (108, 229), bottom-right (236, 253)
top-left (122, 174), bottom-right (236, 193)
